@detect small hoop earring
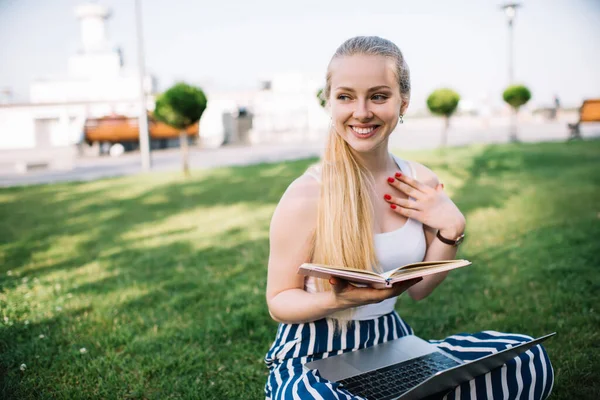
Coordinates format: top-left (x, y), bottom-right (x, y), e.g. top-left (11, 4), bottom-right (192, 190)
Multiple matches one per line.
top-left (399, 114), bottom-right (404, 124)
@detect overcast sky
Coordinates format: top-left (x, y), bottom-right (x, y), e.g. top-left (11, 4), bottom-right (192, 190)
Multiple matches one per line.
top-left (1, 0), bottom-right (599, 110)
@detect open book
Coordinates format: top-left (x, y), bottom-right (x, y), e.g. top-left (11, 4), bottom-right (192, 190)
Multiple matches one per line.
top-left (298, 259), bottom-right (472, 289)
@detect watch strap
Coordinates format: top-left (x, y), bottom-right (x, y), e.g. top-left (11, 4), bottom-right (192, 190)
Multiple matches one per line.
top-left (436, 230), bottom-right (464, 246)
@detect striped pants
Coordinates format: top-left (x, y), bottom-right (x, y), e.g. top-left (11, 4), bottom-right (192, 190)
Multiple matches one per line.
top-left (264, 312), bottom-right (554, 399)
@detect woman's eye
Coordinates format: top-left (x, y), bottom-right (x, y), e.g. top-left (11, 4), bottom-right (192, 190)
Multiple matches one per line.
top-left (336, 94), bottom-right (388, 101)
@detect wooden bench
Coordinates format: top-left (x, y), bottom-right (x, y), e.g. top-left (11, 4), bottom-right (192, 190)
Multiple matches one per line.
top-left (568, 99), bottom-right (600, 140)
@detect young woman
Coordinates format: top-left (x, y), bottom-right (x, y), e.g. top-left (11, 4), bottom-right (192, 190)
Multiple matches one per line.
top-left (264, 36), bottom-right (553, 400)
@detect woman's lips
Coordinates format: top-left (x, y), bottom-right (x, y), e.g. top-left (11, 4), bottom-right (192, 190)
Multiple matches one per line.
top-left (349, 125), bottom-right (381, 139)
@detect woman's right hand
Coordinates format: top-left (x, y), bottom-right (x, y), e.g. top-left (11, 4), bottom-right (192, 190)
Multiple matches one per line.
top-left (328, 277), bottom-right (423, 309)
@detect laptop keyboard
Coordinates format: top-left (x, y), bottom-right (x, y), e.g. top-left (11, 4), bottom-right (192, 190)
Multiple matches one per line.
top-left (338, 352), bottom-right (460, 400)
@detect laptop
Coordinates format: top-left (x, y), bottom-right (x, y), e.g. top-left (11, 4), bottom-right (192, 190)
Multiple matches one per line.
top-left (305, 332), bottom-right (555, 400)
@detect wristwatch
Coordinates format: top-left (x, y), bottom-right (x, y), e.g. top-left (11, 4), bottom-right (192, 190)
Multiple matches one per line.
top-left (436, 230), bottom-right (465, 247)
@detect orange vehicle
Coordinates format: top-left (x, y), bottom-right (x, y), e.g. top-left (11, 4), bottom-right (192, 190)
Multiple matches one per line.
top-left (84, 113), bottom-right (199, 153)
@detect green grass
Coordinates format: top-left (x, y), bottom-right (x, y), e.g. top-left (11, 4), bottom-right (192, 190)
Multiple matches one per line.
top-left (1, 140), bottom-right (599, 399)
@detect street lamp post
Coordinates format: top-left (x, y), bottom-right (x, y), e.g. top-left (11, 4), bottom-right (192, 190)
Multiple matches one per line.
top-left (500, 2), bottom-right (521, 142)
top-left (500, 2), bottom-right (521, 85)
top-left (135, 0), bottom-right (152, 171)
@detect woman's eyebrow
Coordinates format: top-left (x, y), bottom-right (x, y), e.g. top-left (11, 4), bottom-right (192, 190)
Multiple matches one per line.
top-left (334, 85), bottom-right (392, 92)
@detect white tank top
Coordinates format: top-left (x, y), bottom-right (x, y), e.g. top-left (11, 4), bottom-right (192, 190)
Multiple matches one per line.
top-left (304, 154), bottom-right (427, 320)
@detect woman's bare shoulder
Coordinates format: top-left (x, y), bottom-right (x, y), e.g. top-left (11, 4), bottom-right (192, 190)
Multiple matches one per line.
top-left (407, 160), bottom-right (440, 189)
top-left (285, 173), bottom-right (321, 204)
top-left (270, 172), bottom-right (320, 230)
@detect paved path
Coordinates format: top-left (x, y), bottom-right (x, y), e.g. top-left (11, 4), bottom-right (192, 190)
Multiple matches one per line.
top-left (1, 115), bottom-right (598, 188)
top-left (0, 143), bottom-right (325, 187)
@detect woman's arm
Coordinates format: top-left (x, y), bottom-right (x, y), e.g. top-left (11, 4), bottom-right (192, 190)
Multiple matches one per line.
top-left (408, 219), bottom-right (465, 301)
top-left (266, 175), bottom-right (420, 324)
top-left (387, 162), bottom-right (466, 301)
top-left (266, 175), bottom-right (327, 323)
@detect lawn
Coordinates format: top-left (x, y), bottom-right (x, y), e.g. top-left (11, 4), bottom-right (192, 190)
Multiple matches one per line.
top-left (1, 140), bottom-right (599, 399)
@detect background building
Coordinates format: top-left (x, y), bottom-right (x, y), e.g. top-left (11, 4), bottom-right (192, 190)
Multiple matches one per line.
top-left (0, 3), bottom-right (154, 170)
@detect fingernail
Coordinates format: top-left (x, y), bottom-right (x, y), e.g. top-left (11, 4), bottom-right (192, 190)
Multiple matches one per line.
top-left (387, 177), bottom-right (395, 183)
top-left (390, 204), bottom-right (397, 209)
top-left (384, 194), bottom-right (392, 200)
top-left (395, 172), bottom-right (402, 178)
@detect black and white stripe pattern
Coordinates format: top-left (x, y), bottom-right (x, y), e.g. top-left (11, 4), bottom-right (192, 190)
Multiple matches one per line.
top-left (264, 312), bottom-right (553, 399)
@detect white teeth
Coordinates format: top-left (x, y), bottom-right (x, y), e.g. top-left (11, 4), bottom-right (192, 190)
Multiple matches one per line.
top-left (352, 126), bottom-right (376, 134)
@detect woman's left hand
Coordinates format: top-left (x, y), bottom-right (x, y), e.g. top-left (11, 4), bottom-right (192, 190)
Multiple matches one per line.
top-left (385, 172), bottom-right (465, 236)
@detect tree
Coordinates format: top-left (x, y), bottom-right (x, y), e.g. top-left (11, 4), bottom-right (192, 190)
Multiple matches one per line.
top-left (426, 88), bottom-right (460, 147)
top-left (502, 84), bottom-right (531, 142)
top-left (154, 82), bottom-right (207, 177)
top-left (316, 88), bottom-right (326, 108)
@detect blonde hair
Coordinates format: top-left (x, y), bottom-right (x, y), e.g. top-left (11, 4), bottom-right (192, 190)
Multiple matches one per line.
top-left (311, 36), bottom-right (411, 323)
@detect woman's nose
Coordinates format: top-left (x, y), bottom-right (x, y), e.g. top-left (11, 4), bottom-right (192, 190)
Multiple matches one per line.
top-left (353, 100), bottom-right (373, 120)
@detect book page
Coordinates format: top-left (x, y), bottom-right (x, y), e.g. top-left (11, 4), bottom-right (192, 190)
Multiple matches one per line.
top-left (302, 263), bottom-right (383, 277)
top-left (397, 260), bottom-right (458, 270)
top-left (379, 260), bottom-right (461, 279)
top-left (389, 260), bottom-right (471, 279)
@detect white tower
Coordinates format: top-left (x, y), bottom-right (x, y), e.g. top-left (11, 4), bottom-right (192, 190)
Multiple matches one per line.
top-left (76, 3), bottom-right (111, 52)
top-left (29, 1), bottom-right (154, 103)
top-left (68, 3), bottom-right (121, 78)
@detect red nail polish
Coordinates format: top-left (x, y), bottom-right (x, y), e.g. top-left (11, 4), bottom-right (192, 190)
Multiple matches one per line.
top-left (387, 177), bottom-right (395, 183)
top-left (390, 204), bottom-right (397, 209)
top-left (395, 172), bottom-right (402, 178)
top-left (384, 194), bottom-right (392, 200)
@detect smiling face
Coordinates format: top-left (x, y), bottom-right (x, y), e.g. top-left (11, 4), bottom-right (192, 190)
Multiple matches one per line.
top-left (328, 54), bottom-right (406, 154)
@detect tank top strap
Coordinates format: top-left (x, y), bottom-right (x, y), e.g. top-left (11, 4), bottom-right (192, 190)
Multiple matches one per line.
top-left (390, 153), bottom-right (416, 180)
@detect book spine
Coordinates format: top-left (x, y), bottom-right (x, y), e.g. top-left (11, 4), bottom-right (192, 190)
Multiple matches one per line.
top-left (385, 278), bottom-right (392, 288)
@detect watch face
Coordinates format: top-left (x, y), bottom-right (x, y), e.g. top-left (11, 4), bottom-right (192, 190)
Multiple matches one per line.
top-left (455, 234), bottom-right (465, 246)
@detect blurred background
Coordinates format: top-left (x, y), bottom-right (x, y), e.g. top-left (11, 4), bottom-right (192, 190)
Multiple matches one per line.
top-left (1, 2), bottom-right (599, 399)
top-left (0, 0), bottom-right (599, 185)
